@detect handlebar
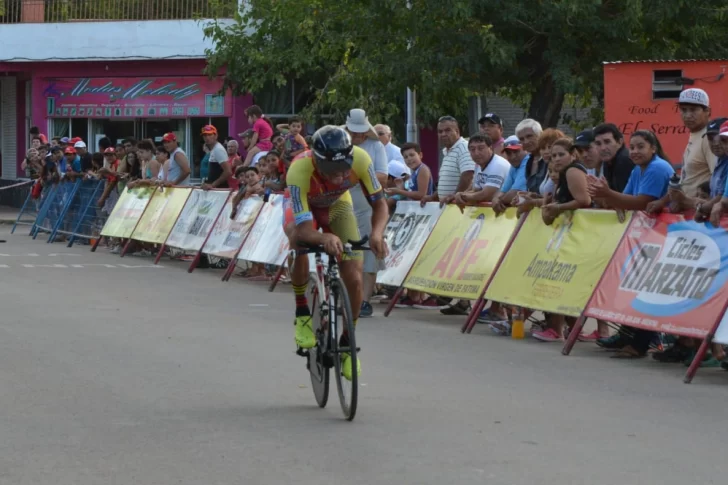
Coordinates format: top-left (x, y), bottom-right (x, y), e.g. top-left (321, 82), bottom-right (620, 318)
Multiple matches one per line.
top-left (294, 235), bottom-right (370, 255)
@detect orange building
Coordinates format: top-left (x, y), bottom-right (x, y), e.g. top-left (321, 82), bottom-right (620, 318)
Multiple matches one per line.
top-left (604, 59), bottom-right (728, 165)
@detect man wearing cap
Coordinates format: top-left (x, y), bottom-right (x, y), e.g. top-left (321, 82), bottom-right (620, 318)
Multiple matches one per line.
top-left (59, 137), bottom-right (70, 147)
top-left (374, 124), bottom-right (404, 163)
top-left (690, 118), bottom-right (728, 224)
top-left (201, 125), bottom-right (232, 189)
top-left (63, 147), bottom-right (82, 175)
top-left (74, 141), bottom-right (93, 173)
top-left (648, 88), bottom-right (716, 215)
top-left (345, 109), bottom-right (389, 318)
top-left (478, 113), bottom-right (505, 156)
top-left (573, 129), bottom-right (601, 176)
top-left (161, 132), bottom-right (191, 186)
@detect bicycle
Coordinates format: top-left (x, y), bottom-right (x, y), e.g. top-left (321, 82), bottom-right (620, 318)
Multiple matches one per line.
top-left (293, 236), bottom-right (370, 421)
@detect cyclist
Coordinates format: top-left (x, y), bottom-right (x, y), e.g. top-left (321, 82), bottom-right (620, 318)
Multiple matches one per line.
top-left (283, 125), bottom-right (389, 380)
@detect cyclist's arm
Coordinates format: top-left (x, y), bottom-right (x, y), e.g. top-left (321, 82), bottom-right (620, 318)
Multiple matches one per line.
top-left (287, 172), bottom-right (328, 246)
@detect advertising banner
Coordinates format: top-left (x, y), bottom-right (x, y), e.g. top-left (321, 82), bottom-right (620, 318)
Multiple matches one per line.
top-left (42, 76), bottom-right (232, 118)
top-left (100, 187), bottom-right (154, 238)
top-left (165, 189), bottom-right (230, 251)
top-left (237, 194), bottom-right (289, 265)
top-left (202, 197), bottom-right (263, 259)
top-left (130, 187), bottom-right (191, 244)
top-left (486, 209), bottom-right (631, 317)
top-left (403, 206), bottom-right (519, 299)
top-left (585, 212), bottom-right (728, 338)
top-left (377, 202), bottom-right (443, 287)
top-left (713, 312), bottom-right (728, 345)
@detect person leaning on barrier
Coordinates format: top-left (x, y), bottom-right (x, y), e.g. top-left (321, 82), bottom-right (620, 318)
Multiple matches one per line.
top-left (588, 130), bottom-right (674, 358)
top-left (446, 133), bottom-right (510, 206)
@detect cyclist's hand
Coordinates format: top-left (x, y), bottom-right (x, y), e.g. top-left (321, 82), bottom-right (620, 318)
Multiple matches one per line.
top-left (370, 233), bottom-right (389, 259)
top-left (321, 233), bottom-right (344, 258)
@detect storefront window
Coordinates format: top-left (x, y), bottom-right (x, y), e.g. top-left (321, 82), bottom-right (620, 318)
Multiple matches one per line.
top-left (189, 117), bottom-right (229, 179)
top-left (51, 118), bottom-right (89, 140)
top-left (91, 119), bottom-right (137, 148)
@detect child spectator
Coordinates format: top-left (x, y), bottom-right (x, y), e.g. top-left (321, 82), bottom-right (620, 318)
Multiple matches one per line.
top-left (242, 105), bottom-right (274, 166)
top-left (262, 151), bottom-right (285, 191)
top-left (242, 166), bottom-right (264, 198)
top-left (279, 116), bottom-right (309, 160)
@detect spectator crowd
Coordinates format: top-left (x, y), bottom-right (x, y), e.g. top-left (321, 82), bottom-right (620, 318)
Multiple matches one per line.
top-left (23, 89), bottom-right (728, 369)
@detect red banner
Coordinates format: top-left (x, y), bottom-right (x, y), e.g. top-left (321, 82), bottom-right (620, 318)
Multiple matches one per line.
top-left (584, 211), bottom-right (728, 338)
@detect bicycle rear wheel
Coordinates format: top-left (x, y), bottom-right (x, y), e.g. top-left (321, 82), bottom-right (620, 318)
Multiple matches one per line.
top-left (331, 279), bottom-right (358, 421)
top-left (306, 275), bottom-right (329, 408)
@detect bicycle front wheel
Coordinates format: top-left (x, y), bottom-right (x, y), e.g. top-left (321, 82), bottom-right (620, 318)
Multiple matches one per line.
top-left (307, 275), bottom-right (330, 408)
top-left (331, 279), bottom-right (358, 421)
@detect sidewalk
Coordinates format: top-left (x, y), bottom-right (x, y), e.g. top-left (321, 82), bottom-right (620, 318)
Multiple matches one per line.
top-left (0, 206), bottom-right (19, 224)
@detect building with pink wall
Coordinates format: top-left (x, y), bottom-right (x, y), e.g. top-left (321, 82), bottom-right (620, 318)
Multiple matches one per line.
top-left (0, 59), bottom-right (252, 179)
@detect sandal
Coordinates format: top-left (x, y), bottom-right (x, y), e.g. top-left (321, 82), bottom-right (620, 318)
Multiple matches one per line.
top-left (610, 345), bottom-right (646, 359)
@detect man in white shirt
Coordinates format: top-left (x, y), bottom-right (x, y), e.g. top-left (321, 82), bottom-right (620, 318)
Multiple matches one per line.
top-left (374, 124), bottom-right (404, 163)
top-left (422, 116), bottom-right (475, 204)
top-left (449, 133), bottom-right (510, 204)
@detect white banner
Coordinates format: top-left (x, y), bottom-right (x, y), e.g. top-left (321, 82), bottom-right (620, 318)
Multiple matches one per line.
top-left (165, 189), bottom-right (230, 251)
top-left (714, 312), bottom-right (728, 345)
top-left (238, 193), bottom-right (289, 265)
top-left (201, 196), bottom-right (264, 259)
top-left (376, 201), bottom-right (443, 286)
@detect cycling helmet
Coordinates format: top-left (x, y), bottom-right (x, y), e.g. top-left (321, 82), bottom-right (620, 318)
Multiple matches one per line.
top-left (311, 125), bottom-right (354, 174)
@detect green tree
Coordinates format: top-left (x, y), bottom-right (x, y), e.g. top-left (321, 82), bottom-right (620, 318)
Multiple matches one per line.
top-left (204, 0), bottom-right (728, 128)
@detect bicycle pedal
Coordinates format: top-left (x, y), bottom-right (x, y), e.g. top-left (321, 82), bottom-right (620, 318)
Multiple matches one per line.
top-left (296, 348), bottom-right (310, 358)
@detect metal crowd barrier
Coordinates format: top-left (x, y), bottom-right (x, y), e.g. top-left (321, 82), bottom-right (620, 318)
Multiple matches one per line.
top-left (50, 178), bottom-right (108, 247)
top-left (12, 183), bottom-right (49, 234)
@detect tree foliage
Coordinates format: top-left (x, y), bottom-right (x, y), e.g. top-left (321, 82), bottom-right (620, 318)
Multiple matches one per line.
top-left (204, 0), bottom-right (728, 128)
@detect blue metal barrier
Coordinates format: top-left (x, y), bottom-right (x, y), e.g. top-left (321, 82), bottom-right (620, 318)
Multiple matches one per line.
top-left (31, 184), bottom-right (61, 238)
top-left (47, 179), bottom-right (83, 243)
top-left (11, 183), bottom-right (43, 234)
top-left (56, 179), bottom-right (108, 247)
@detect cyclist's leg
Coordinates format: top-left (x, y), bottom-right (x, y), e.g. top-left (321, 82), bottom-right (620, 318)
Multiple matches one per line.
top-left (283, 203), bottom-right (315, 349)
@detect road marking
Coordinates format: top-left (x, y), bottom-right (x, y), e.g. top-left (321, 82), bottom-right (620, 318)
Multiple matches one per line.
top-left (0, 253), bottom-right (81, 257)
top-left (249, 304), bottom-right (269, 307)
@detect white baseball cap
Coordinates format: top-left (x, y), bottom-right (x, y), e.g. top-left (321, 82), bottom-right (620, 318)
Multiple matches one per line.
top-left (73, 141), bottom-right (87, 149)
top-left (678, 88), bottom-right (710, 108)
top-left (387, 160), bottom-right (410, 178)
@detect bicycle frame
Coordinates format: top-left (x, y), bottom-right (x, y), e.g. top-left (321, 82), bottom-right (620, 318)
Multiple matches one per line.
top-left (310, 252), bottom-right (340, 341)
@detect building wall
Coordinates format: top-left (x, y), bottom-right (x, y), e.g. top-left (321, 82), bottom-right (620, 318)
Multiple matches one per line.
top-left (0, 19), bottom-right (231, 62)
top-left (604, 60), bottom-right (728, 164)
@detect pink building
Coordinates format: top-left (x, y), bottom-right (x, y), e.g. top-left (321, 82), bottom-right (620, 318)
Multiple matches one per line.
top-left (0, 0), bottom-right (248, 180)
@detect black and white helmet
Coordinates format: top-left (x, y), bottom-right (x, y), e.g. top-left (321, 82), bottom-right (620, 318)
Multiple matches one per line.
top-left (311, 125), bottom-right (354, 174)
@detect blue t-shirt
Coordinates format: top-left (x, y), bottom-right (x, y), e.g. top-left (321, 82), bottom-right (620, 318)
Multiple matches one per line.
top-left (715, 157), bottom-right (728, 197)
top-left (622, 155), bottom-right (674, 199)
top-left (501, 155), bottom-right (528, 192)
top-left (70, 156), bottom-right (82, 173)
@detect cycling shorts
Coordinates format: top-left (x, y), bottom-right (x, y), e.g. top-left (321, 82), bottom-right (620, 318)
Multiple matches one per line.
top-left (283, 191), bottom-right (363, 261)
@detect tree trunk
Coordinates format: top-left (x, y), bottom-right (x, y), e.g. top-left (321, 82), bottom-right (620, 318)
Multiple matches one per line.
top-left (527, 71), bottom-right (565, 128)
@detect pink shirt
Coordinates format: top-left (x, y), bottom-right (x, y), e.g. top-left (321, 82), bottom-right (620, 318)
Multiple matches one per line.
top-left (253, 118), bottom-right (273, 141)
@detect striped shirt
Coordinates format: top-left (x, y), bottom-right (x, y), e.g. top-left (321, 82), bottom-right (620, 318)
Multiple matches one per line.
top-left (437, 137), bottom-right (475, 196)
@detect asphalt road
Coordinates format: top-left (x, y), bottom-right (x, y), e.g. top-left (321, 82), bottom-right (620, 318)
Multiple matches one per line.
top-left (1, 226), bottom-right (726, 485)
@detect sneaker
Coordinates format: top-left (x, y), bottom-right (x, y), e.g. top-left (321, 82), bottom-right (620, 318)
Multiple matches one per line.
top-left (131, 249), bottom-right (152, 257)
top-left (578, 330), bottom-right (602, 342)
top-left (109, 246), bottom-right (120, 254)
top-left (532, 328), bottom-right (564, 342)
top-left (413, 297), bottom-right (440, 309)
top-left (294, 315), bottom-right (315, 349)
top-left (341, 352), bottom-right (361, 381)
top-left (360, 301), bottom-right (373, 318)
top-left (596, 333), bottom-right (627, 349)
top-left (477, 309), bottom-right (508, 324)
top-left (489, 321), bottom-right (512, 336)
top-left (529, 321), bottom-right (546, 334)
top-left (440, 300), bottom-right (471, 315)
top-left (395, 297), bottom-right (417, 308)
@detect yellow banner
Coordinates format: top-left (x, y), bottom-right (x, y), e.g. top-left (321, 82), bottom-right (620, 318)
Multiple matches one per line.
top-left (485, 209), bottom-right (631, 316)
top-left (100, 187), bottom-right (154, 238)
top-left (404, 206), bottom-right (520, 299)
top-left (130, 187), bottom-right (192, 244)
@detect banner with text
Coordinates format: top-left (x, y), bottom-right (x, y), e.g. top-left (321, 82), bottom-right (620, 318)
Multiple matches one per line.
top-left (165, 190), bottom-right (230, 251)
top-left (238, 194), bottom-right (289, 265)
top-left (486, 209), bottom-right (631, 317)
top-left (100, 187), bottom-right (154, 238)
top-left (377, 202), bottom-right (443, 286)
top-left (585, 212), bottom-right (728, 338)
top-left (130, 188), bottom-right (191, 244)
top-left (403, 206), bottom-right (519, 299)
top-left (202, 197), bottom-right (264, 259)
